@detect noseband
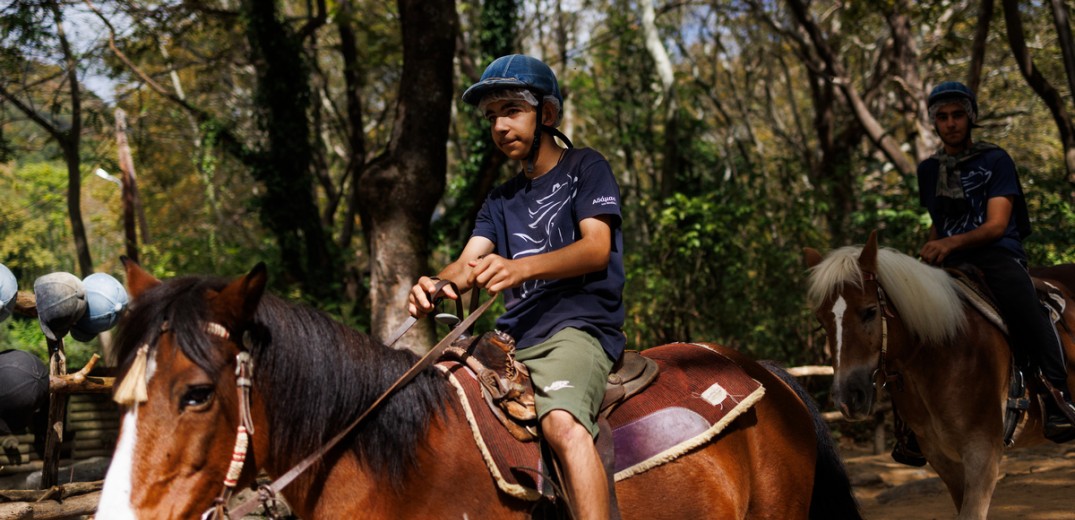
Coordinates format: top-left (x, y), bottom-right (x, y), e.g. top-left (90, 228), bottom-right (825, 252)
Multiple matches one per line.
top-left (862, 271), bottom-right (902, 390)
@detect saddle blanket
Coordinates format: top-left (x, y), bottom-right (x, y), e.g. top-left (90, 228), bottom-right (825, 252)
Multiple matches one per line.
top-left (435, 342), bottom-right (766, 501)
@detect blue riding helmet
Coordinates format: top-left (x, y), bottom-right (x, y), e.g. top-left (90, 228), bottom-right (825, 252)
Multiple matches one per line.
top-left (0, 264), bottom-right (16, 324)
top-left (928, 81), bottom-right (978, 120)
top-left (462, 54), bottom-right (563, 109)
top-left (70, 273), bottom-right (129, 342)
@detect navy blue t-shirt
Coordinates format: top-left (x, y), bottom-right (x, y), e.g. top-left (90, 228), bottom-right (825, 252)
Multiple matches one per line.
top-left (917, 147), bottom-right (1029, 261)
top-left (472, 147), bottom-right (626, 360)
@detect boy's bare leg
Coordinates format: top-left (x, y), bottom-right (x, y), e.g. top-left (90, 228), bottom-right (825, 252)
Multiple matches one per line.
top-left (542, 410), bottom-right (609, 520)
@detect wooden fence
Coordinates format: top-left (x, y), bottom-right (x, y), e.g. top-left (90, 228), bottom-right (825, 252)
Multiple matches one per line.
top-left (0, 393), bottom-right (119, 478)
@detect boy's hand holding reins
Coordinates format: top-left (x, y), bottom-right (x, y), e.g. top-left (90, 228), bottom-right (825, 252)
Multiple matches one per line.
top-left (407, 276), bottom-right (460, 318)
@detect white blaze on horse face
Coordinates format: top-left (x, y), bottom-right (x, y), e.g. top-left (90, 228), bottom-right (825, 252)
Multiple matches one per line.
top-left (97, 409), bottom-right (138, 519)
top-left (830, 297), bottom-right (848, 369)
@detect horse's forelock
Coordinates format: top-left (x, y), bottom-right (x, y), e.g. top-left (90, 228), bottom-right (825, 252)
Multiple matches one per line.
top-left (807, 246), bottom-right (865, 310)
top-left (112, 276), bottom-right (226, 376)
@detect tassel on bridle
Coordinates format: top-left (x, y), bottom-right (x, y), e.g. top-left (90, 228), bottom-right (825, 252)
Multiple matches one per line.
top-left (113, 344), bottom-right (150, 407)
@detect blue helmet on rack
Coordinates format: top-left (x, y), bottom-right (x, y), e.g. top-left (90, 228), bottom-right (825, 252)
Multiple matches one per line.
top-left (70, 273), bottom-right (129, 342)
top-left (928, 81), bottom-right (978, 123)
top-left (0, 264), bottom-right (16, 323)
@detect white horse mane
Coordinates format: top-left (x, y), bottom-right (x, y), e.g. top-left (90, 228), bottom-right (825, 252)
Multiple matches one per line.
top-left (807, 245), bottom-right (967, 346)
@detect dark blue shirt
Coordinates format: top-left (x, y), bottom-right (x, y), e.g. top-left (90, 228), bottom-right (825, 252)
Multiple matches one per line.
top-left (473, 147), bottom-right (626, 360)
top-left (917, 146), bottom-right (1029, 261)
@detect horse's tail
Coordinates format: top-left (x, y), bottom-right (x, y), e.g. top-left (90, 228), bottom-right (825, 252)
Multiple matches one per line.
top-left (760, 361), bottom-right (863, 520)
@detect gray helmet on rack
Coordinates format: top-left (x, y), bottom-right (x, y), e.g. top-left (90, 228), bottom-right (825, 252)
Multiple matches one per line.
top-left (34, 272), bottom-right (87, 341)
top-left (0, 264), bottom-right (16, 323)
top-left (70, 273), bottom-right (129, 342)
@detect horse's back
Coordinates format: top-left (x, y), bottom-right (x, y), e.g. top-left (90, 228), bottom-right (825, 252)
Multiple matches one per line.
top-left (615, 344), bottom-right (819, 519)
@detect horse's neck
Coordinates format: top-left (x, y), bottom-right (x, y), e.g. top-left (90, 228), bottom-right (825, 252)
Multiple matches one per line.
top-left (268, 401), bottom-right (520, 519)
top-left (891, 314), bottom-right (1010, 403)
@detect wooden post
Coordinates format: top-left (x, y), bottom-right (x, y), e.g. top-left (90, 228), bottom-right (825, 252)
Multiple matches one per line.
top-left (41, 338), bottom-right (68, 489)
top-left (114, 108), bottom-right (140, 263)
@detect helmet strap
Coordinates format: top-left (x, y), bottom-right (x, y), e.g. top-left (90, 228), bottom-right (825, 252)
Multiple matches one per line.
top-left (526, 122), bottom-right (542, 176)
top-left (525, 100), bottom-right (573, 175)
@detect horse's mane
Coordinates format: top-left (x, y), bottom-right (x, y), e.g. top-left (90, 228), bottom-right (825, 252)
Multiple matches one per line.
top-left (112, 275), bottom-right (449, 488)
top-left (807, 246), bottom-right (966, 345)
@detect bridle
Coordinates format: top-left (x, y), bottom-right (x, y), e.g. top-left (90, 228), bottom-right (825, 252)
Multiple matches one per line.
top-left (201, 324), bottom-right (259, 520)
top-left (861, 271), bottom-right (902, 391)
top-left (198, 284), bottom-right (498, 519)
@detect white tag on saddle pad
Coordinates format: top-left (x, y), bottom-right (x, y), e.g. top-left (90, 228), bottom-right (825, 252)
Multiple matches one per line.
top-left (701, 383), bottom-right (729, 406)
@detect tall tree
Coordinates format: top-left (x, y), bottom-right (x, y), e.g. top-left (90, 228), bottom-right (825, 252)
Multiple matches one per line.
top-left (1002, 0), bottom-right (1075, 183)
top-left (241, 0), bottom-right (337, 297)
top-left (0, 2), bottom-right (94, 276)
top-left (358, 0), bottom-right (458, 352)
top-left (640, 0), bottom-right (680, 200)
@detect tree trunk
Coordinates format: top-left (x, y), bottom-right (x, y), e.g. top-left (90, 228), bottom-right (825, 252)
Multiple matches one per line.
top-left (968, 0), bottom-right (995, 94)
top-left (784, 0), bottom-right (916, 178)
top-left (114, 108), bottom-right (141, 263)
top-left (640, 0), bottom-right (680, 200)
top-left (358, 0), bottom-right (458, 354)
top-left (54, 3), bottom-right (92, 276)
top-left (886, 1), bottom-right (933, 163)
top-left (242, 0), bottom-right (337, 297)
top-left (1002, 0), bottom-right (1075, 182)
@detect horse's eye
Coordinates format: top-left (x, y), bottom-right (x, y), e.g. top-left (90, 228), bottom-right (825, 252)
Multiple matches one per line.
top-left (180, 385), bottom-right (215, 411)
top-left (861, 307), bottom-right (877, 322)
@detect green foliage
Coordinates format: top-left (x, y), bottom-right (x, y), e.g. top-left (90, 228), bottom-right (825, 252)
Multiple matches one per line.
top-left (0, 161), bottom-right (72, 278)
top-left (624, 179), bottom-right (826, 364)
top-left (0, 317), bottom-right (98, 370)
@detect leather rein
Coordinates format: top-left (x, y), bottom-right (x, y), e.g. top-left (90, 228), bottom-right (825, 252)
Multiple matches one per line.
top-left (202, 282), bottom-right (496, 519)
top-left (862, 271), bottom-right (903, 391)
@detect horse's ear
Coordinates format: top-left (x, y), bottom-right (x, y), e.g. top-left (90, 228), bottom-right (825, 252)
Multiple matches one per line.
top-left (803, 247), bottom-right (823, 268)
top-left (858, 230), bottom-right (880, 273)
top-left (122, 256), bottom-right (161, 299)
top-left (215, 263), bottom-right (268, 324)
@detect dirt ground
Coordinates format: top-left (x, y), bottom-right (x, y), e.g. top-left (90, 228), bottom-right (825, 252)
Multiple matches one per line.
top-left (842, 441), bottom-right (1075, 519)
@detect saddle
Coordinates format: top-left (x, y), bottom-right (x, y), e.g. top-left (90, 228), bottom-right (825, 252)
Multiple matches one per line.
top-left (440, 330), bottom-right (659, 442)
top-left (947, 267), bottom-right (1071, 445)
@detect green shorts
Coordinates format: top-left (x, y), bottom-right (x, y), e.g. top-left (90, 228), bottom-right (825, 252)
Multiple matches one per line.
top-left (514, 327), bottom-right (614, 438)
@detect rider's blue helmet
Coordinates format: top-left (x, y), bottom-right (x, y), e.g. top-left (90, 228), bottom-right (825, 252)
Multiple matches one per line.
top-left (928, 81), bottom-right (978, 122)
top-left (0, 264), bottom-right (16, 324)
top-left (462, 54), bottom-right (563, 109)
top-left (70, 273), bottom-right (129, 342)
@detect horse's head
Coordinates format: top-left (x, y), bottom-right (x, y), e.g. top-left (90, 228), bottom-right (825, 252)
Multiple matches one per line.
top-left (805, 231), bottom-right (887, 421)
top-left (97, 259), bottom-right (269, 519)
top-left (806, 231), bottom-right (966, 421)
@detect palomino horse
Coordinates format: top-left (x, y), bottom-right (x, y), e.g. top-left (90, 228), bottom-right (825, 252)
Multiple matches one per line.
top-left (805, 232), bottom-right (1075, 520)
top-left (96, 260), bottom-right (861, 519)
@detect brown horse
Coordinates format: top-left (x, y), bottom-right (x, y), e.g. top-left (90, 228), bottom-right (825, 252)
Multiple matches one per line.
top-left (805, 232), bottom-right (1075, 520)
top-left (96, 260), bottom-right (860, 519)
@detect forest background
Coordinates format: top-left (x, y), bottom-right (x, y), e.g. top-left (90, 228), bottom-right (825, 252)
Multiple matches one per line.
top-left (3, 0), bottom-right (1075, 379)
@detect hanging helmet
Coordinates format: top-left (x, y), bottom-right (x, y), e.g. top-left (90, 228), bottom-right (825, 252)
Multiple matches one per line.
top-left (462, 54), bottom-right (563, 111)
top-left (34, 272), bottom-right (87, 341)
top-left (70, 273), bottom-right (129, 342)
top-left (0, 264), bottom-right (16, 324)
top-left (928, 81), bottom-right (978, 122)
